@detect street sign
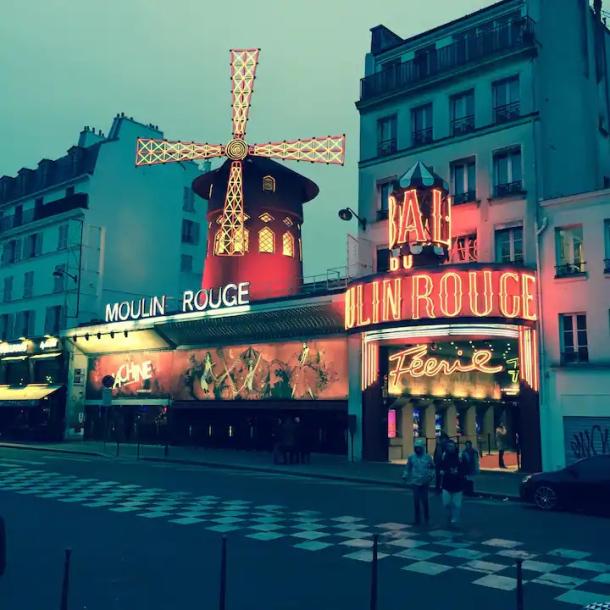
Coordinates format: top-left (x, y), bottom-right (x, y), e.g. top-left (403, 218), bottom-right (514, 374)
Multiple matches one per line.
top-left (102, 387), bottom-right (113, 406)
top-left (102, 375), bottom-right (115, 389)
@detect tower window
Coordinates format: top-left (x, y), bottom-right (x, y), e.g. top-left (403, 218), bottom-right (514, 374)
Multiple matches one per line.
top-left (262, 175), bottom-right (276, 192)
top-left (282, 232), bottom-right (295, 257)
top-left (283, 217), bottom-right (294, 226)
top-left (259, 212), bottom-right (274, 223)
top-left (258, 227), bottom-right (274, 253)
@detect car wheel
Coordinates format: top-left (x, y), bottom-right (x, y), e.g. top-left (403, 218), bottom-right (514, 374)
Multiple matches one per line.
top-left (534, 484), bottom-right (558, 510)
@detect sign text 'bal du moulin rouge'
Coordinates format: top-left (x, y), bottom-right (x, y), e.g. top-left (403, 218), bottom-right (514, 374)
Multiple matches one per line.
top-left (105, 282), bottom-right (250, 323)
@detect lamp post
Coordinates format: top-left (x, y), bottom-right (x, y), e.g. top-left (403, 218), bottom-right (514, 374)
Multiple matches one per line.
top-left (338, 207), bottom-right (367, 231)
top-left (53, 267), bottom-right (80, 320)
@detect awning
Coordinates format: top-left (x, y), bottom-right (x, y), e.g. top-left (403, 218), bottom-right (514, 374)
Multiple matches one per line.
top-left (0, 385), bottom-right (62, 408)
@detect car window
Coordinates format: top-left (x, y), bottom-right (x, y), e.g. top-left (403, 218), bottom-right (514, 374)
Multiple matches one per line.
top-left (573, 456), bottom-right (610, 478)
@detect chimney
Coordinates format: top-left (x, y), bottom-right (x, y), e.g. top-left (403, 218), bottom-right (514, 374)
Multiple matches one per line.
top-left (78, 126), bottom-right (105, 148)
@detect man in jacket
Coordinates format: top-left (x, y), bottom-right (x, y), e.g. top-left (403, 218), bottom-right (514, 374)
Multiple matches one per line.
top-left (433, 432), bottom-right (449, 494)
top-left (439, 440), bottom-right (468, 527)
top-left (402, 438), bottom-right (435, 526)
top-left (461, 440), bottom-right (480, 496)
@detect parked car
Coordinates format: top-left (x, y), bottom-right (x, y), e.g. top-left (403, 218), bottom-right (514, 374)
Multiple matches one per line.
top-left (520, 455), bottom-right (610, 514)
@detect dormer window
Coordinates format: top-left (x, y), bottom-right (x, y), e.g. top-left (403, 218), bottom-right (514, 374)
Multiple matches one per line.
top-left (262, 175), bottom-right (276, 192)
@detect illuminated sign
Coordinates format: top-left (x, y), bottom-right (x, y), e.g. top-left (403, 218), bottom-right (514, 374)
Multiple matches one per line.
top-left (0, 341), bottom-right (28, 355)
top-left (40, 337), bottom-right (60, 350)
top-left (105, 282), bottom-right (250, 323)
top-left (345, 268), bottom-right (536, 330)
top-left (113, 361), bottom-right (153, 389)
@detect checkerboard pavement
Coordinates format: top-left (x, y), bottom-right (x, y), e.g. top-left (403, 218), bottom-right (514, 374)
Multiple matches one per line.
top-left (1, 463), bottom-right (609, 607)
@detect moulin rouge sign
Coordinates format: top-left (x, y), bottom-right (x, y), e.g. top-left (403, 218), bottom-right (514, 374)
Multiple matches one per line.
top-left (345, 177), bottom-right (538, 330)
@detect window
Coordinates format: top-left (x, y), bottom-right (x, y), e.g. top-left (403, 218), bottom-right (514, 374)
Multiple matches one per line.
top-left (451, 90), bottom-right (474, 135)
top-left (282, 232), bottom-right (295, 257)
top-left (377, 115), bottom-right (397, 156)
top-left (181, 219), bottom-right (200, 245)
top-left (14, 204), bottom-right (23, 226)
top-left (23, 232), bottom-right (43, 259)
top-left (58, 224), bottom-right (68, 250)
top-left (495, 226), bottom-right (523, 263)
top-left (3, 276), bottom-right (13, 302)
top-left (376, 248), bottom-right (391, 272)
top-left (412, 104), bottom-right (433, 145)
top-left (180, 254), bottom-right (193, 273)
top-left (23, 271), bottom-right (34, 299)
top-left (493, 76), bottom-right (520, 123)
top-left (560, 313), bottom-right (588, 364)
top-left (44, 305), bottom-right (64, 334)
top-left (258, 227), bottom-right (274, 253)
top-left (16, 310), bottom-right (35, 337)
top-left (259, 212), bottom-right (274, 223)
top-left (450, 158), bottom-right (476, 203)
top-left (262, 175), bottom-right (276, 192)
top-left (2, 239), bottom-right (20, 265)
top-left (493, 147), bottom-right (522, 196)
top-left (53, 265), bottom-right (65, 293)
top-left (0, 313), bottom-right (12, 341)
top-left (377, 180), bottom-right (397, 218)
top-left (283, 217), bottom-right (293, 227)
top-left (449, 234), bottom-right (478, 263)
top-left (183, 187), bottom-right (195, 212)
top-left (604, 219), bottom-right (610, 273)
top-left (555, 225), bottom-right (585, 276)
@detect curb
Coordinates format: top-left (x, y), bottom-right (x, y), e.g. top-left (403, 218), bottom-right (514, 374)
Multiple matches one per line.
top-left (0, 442), bottom-right (521, 502)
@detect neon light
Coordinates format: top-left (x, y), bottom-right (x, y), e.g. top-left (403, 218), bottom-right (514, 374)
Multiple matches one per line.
top-left (388, 194), bottom-right (398, 250)
top-left (468, 270), bottom-right (493, 317)
top-left (521, 274), bottom-right (537, 320)
top-left (356, 284), bottom-right (371, 327)
top-left (388, 409), bottom-right (397, 438)
top-left (382, 278), bottom-right (402, 321)
top-left (499, 272), bottom-right (521, 318)
top-left (412, 274), bottom-right (434, 320)
top-left (397, 190), bottom-right (426, 246)
top-left (345, 287), bottom-right (355, 330)
top-left (439, 272), bottom-right (462, 317)
top-left (431, 189), bottom-right (451, 248)
top-left (371, 280), bottom-right (381, 324)
top-left (388, 344), bottom-right (503, 391)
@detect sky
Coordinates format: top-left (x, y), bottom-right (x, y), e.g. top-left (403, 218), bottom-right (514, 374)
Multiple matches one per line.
top-left (0, 0), bottom-right (495, 278)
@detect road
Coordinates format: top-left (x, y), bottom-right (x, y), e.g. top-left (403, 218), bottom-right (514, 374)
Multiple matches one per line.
top-left (0, 447), bottom-right (608, 610)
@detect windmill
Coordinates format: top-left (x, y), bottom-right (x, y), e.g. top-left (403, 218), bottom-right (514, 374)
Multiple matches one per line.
top-left (135, 48), bottom-right (345, 299)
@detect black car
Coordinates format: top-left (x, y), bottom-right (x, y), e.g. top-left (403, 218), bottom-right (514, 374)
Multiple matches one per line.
top-left (520, 455), bottom-right (610, 514)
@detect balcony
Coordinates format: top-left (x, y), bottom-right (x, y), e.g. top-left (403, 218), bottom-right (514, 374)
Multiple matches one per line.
top-left (494, 101), bottom-right (520, 124)
top-left (360, 17), bottom-right (536, 102)
top-left (555, 261), bottom-right (587, 278)
top-left (0, 193), bottom-right (88, 234)
top-left (494, 180), bottom-right (523, 197)
top-left (377, 138), bottom-right (397, 157)
top-left (451, 115), bottom-right (475, 136)
top-left (412, 128), bottom-right (433, 146)
top-left (453, 190), bottom-right (476, 204)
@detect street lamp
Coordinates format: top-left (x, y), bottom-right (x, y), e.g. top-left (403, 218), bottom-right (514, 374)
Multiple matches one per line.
top-left (53, 269), bottom-right (78, 283)
top-left (338, 207), bottom-right (367, 230)
top-left (52, 268), bottom-right (80, 318)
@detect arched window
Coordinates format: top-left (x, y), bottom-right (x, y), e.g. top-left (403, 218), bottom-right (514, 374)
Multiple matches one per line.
top-left (258, 227), bottom-right (274, 253)
top-left (262, 175), bottom-right (276, 192)
top-left (282, 232), bottom-right (295, 257)
top-left (214, 228), bottom-right (249, 254)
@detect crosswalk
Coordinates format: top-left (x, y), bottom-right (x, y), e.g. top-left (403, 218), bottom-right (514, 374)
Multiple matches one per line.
top-left (0, 460), bottom-right (609, 607)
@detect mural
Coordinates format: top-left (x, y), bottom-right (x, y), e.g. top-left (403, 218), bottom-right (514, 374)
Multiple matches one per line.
top-left (86, 338), bottom-right (348, 401)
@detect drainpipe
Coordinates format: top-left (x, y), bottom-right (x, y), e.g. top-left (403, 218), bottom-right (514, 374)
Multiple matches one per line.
top-left (535, 214), bottom-right (548, 469)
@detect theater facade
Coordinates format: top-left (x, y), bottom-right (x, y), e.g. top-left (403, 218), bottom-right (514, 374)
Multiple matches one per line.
top-left (63, 160), bottom-right (542, 471)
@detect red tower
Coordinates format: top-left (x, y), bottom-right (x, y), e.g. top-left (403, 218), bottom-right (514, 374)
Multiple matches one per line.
top-left (135, 48), bottom-right (345, 301)
top-left (193, 156), bottom-right (318, 300)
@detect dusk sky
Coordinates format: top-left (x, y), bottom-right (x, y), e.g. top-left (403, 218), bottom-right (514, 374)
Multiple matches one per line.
top-left (0, 0), bottom-right (494, 277)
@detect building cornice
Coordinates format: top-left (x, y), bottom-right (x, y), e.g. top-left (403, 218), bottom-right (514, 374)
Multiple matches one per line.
top-left (540, 188), bottom-right (610, 209)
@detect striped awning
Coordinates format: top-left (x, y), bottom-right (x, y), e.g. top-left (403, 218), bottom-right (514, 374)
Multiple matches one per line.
top-left (399, 161), bottom-right (448, 191)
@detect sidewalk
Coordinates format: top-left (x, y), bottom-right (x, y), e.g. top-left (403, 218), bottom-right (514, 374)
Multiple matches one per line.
top-left (0, 439), bottom-right (524, 499)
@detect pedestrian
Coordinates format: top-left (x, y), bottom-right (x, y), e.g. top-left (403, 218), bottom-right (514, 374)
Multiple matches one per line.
top-left (496, 423), bottom-right (508, 469)
top-left (433, 432), bottom-right (449, 494)
top-left (295, 417), bottom-right (311, 464)
top-left (439, 440), bottom-right (468, 527)
top-left (461, 440), bottom-right (480, 496)
top-left (272, 418), bottom-right (283, 464)
top-left (402, 438), bottom-right (435, 526)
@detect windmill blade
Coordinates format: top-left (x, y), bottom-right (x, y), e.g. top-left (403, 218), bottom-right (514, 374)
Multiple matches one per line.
top-left (250, 135), bottom-right (346, 165)
top-left (230, 48), bottom-right (260, 140)
top-left (136, 138), bottom-right (224, 166)
top-left (215, 161), bottom-right (246, 256)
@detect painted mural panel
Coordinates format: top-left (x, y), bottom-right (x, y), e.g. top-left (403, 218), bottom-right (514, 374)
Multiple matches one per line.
top-left (86, 338), bottom-right (348, 401)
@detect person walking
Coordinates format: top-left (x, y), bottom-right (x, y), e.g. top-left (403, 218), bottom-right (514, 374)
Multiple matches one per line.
top-left (461, 440), bottom-right (480, 496)
top-left (402, 438), bottom-right (435, 526)
top-left (439, 440), bottom-right (467, 527)
top-left (496, 423), bottom-right (508, 469)
top-left (433, 432), bottom-right (449, 494)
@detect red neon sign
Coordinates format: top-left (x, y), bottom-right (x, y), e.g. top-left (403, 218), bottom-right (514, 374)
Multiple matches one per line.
top-left (345, 267), bottom-right (537, 330)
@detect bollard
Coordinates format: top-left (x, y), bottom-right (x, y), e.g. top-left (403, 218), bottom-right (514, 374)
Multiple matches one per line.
top-left (370, 534), bottom-right (378, 610)
top-left (219, 536), bottom-right (227, 610)
top-left (516, 558), bottom-right (524, 610)
top-left (0, 516), bottom-right (6, 577)
top-left (60, 548), bottom-right (72, 610)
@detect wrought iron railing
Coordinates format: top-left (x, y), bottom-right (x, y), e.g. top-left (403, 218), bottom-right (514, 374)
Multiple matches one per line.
top-left (412, 127), bottom-right (433, 146)
top-left (555, 262), bottom-right (587, 278)
top-left (561, 348), bottom-right (589, 364)
top-left (494, 101), bottom-right (521, 123)
top-left (360, 17), bottom-right (536, 101)
top-left (494, 180), bottom-right (523, 197)
top-left (453, 190), bottom-right (476, 204)
top-left (376, 138), bottom-right (397, 157)
top-left (451, 115), bottom-right (475, 135)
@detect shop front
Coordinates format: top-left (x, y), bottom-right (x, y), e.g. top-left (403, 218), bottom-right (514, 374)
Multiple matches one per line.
top-left (0, 337), bottom-right (67, 441)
